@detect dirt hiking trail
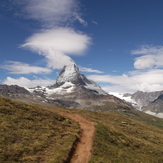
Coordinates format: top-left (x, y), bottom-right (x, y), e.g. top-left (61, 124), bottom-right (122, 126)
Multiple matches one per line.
top-left (60, 112), bottom-right (95, 163)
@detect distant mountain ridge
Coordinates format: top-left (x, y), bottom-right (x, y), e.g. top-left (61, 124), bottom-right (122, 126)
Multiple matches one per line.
top-left (1, 63), bottom-right (163, 118)
top-left (131, 90), bottom-right (163, 106)
top-left (27, 62), bottom-right (108, 98)
top-left (0, 62), bottom-right (132, 111)
top-left (0, 84), bottom-right (30, 95)
top-left (112, 90), bottom-right (163, 118)
top-left (48, 62), bottom-right (108, 95)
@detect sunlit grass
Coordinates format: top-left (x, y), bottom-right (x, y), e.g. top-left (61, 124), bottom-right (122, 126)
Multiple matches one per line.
top-left (1, 97), bottom-right (163, 163)
top-left (68, 110), bottom-right (163, 163)
top-left (58, 108), bottom-right (163, 163)
top-left (0, 97), bottom-right (80, 163)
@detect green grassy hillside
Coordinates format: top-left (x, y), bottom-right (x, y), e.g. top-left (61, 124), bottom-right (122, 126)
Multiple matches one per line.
top-left (0, 97), bottom-right (80, 163)
top-left (66, 109), bottom-right (163, 163)
top-left (1, 97), bottom-right (163, 163)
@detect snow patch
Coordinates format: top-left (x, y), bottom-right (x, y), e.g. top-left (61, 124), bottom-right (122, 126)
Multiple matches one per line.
top-left (57, 63), bottom-right (79, 85)
top-left (156, 113), bottom-right (163, 118)
top-left (46, 82), bottom-right (75, 95)
top-left (145, 110), bottom-right (156, 116)
top-left (84, 83), bottom-right (107, 95)
top-left (109, 92), bottom-right (141, 110)
top-left (145, 111), bottom-right (163, 118)
top-left (27, 82), bottom-right (75, 96)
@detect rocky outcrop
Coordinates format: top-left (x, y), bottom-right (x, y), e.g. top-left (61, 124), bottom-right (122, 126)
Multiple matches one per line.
top-left (142, 94), bottom-right (163, 113)
top-left (0, 84), bottom-right (30, 95)
top-left (0, 63), bottom-right (133, 111)
top-left (131, 90), bottom-right (163, 107)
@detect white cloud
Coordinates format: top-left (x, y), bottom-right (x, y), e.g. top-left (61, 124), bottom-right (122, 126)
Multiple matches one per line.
top-left (18, 0), bottom-right (83, 27)
top-left (132, 45), bottom-right (163, 69)
top-left (75, 14), bottom-right (88, 26)
top-left (131, 45), bottom-right (163, 55)
top-left (134, 55), bottom-right (156, 69)
top-left (11, 0), bottom-right (91, 71)
top-left (3, 77), bottom-right (55, 88)
top-left (92, 21), bottom-right (98, 25)
top-left (21, 28), bottom-right (91, 69)
top-left (22, 28), bottom-right (91, 55)
top-left (0, 61), bottom-right (52, 74)
top-left (79, 67), bottom-right (103, 73)
top-left (88, 69), bottom-right (163, 93)
top-left (89, 45), bottom-right (163, 93)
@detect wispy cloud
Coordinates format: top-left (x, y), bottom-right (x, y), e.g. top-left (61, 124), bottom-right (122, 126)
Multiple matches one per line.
top-left (15, 0), bottom-right (83, 27)
top-left (3, 76), bottom-right (55, 88)
top-left (88, 45), bottom-right (163, 93)
top-left (131, 45), bottom-right (163, 55)
top-left (79, 66), bottom-right (103, 73)
top-left (92, 21), bottom-right (98, 25)
top-left (0, 61), bottom-right (52, 74)
top-left (1, 0), bottom-right (92, 75)
top-left (75, 14), bottom-right (88, 26)
top-left (21, 28), bottom-right (91, 69)
top-left (18, 0), bottom-right (91, 69)
top-left (132, 45), bottom-right (163, 69)
top-left (88, 69), bottom-right (163, 93)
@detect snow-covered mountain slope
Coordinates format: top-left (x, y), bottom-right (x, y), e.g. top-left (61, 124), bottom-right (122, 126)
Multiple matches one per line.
top-left (28, 82), bottom-right (75, 96)
top-left (109, 92), bottom-right (141, 110)
top-left (144, 111), bottom-right (163, 119)
top-left (55, 62), bottom-right (107, 95)
top-left (109, 91), bottom-right (163, 119)
top-left (28, 62), bottom-right (107, 96)
top-left (56, 62), bottom-right (79, 85)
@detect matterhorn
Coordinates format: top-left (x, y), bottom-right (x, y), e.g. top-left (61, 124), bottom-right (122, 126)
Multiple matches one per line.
top-left (27, 62), bottom-right (130, 109)
top-left (0, 62), bottom-right (131, 110)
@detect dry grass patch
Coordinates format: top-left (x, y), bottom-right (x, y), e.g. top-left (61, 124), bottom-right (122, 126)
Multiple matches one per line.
top-left (0, 97), bottom-right (80, 163)
top-left (58, 108), bottom-right (163, 163)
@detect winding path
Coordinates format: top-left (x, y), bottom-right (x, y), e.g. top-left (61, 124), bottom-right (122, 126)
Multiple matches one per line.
top-left (60, 112), bottom-right (95, 163)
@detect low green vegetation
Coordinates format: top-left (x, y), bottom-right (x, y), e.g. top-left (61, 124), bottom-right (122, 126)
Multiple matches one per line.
top-left (0, 97), bottom-right (80, 163)
top-left (69, 109), bottom-right (163, 163)
top-left (90, 101), bottom-right (163, 128)
top-left (1, 96), bottom-right (163, 163)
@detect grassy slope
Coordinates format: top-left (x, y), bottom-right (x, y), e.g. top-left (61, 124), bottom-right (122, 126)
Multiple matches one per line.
top-left (59, 107), bottom-right (163, 163)
top-left (0, 97), bottom-right (80, 163)
top-left (89, 112), bottom-right (163, 163)
top-left (1, 97), bottom-right (163, 163)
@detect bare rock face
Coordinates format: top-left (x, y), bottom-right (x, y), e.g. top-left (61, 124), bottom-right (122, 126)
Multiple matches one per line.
top-left (50, 62), bottom-right (108, 95)
top-left (0, 84), bottom-right (30, 95)
top-left (26, 62), bottom-right (132, 110)
top-left (0, 63), bottom-right (133, 111)
top-left (131, 90), bottom-right (163, 107)
top-left (55, 63), bottom-right (80, 86)
top-left (142, 94), bottom-right (163, 113)
top-left (125, 90), bottom-right (163, 118)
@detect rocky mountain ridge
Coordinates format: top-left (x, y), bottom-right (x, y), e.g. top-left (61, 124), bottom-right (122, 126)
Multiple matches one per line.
top-left (0, 84), bottom-right (30, 95)
top-left (113, 90), bottom-right (163, 118)
top-left (1, 63), bottom-right (163, 118)
top-left (130, 90), bottom-right (163, 107)
top-left (0, 63), bottom-right (132, 111)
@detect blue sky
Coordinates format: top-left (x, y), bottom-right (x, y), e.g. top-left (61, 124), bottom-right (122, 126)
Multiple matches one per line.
top-left (1, 0), bottom-right (163, 93)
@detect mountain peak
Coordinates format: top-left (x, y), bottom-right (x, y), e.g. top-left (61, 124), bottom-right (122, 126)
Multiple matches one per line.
top-left (56, 63), bottom-right (79, 86)
top-left (55, 62), bottom-right (107, 95)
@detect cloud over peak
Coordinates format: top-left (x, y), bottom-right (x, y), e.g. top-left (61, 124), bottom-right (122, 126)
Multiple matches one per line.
top-left (17, 0), bottom-right (91, 70)
top-left (21, 28), bottom-right (91, 55)
top-left (21, 28), bottom-right (91, 69)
